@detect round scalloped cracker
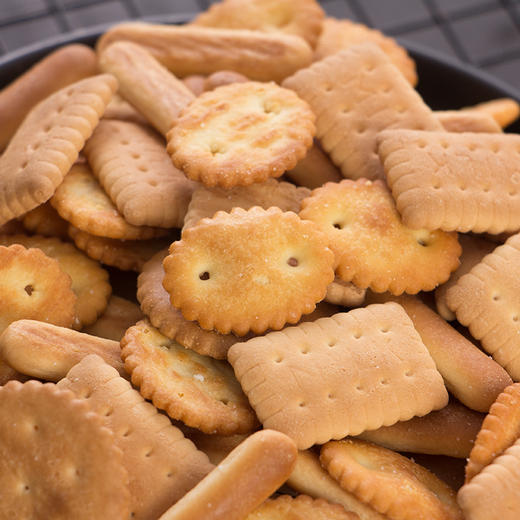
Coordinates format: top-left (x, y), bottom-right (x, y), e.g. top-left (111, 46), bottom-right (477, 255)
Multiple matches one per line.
top-left (299, 179), bottom-right (461, 295)
top-left (163, 206), bottom-right (335, 336)
top-left (192, 0), bottom-right (325, 49)
top-left (466, 383), bottom-right (520, 483)
top-left (22, 201), bottom-right (70, 239)
top-left (121, 320), bottom-right (259, 435)
top-left (0, 234), bottom-right (111, 329)
top-left (0, 244), bottom-right (76, 334)
top-left (168, 81), bottom-right (315, 189)
top-left (0, 380), bottom-right (130, 519)
top-left (320, 439), bottom-right (462, 520)
top-left (246, 494), bottom-right (358, 519)
top-left (51, 162), bottom-right (167, 240)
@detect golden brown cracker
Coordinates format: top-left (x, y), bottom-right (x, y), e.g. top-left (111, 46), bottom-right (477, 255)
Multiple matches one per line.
top-left (0, 380), bottom-right (130, 519)
top-left (163, 206), bottom-right (335, 336)
top-left (58, 354), bottom-right (214, 520)
top-left (51, 162), bottom-right (167, 240)
top-left (99, 41), bottom-right (196, 136)
top-left (0, 234), bottom-right (111, 329)
top-left (321, 439), bottom-right (462, 520)
top-left (314, 17), bottom-right (417, 85)
top-left (283, 44), bottom-right (442, 180)
top-left (121, 320), bottom-right (259, 434)
top-left (192, 0), bottom-right (325, 49)
top-left (378, 129), bottom-right (520, 233)
top-left (436, 110), bottom-right (502, 133)
top-left (21, 201), bottom-right (70, 239)
top-left (228, 303), bottom-right (448, 449)
top-left (445, 233), bottom-right (520, 380)
top-left (0, 244), bottom-right (76, 334)
top-left (97, 23), bottom-right (313, 82)
top-left (465, 97), bottom-right (520, 128)
top-left (168, 81), bottom-right (315, 188)
top-left (0, 358), bottom-right (28, 386)
top-left (299, 179), bottom-right (461, 295)
top-left (326, 278), bottom-right (366, 307)
top-left (84, 119), bottom-right (195, 228)
top-left (83, 295), bottom-right (143, 341)
top-left (0, 319), bottom-right (125, 381)
top-left (466, 383), bottom-right (520, 482)
top-left (0, 74), bottom-right (117, 225)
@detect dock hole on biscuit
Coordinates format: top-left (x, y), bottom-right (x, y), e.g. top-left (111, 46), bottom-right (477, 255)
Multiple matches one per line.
top-left (405, 370), bottom-right (414, 377)
top-left (513, 315), bottom-right (519, 322)
top-left (493, 293), bottom-right (501, 301)
top-left (199, 271), bottom-right (210, 281)
top-left (287, 257), bottom-right (299, 267)
top-left (210, 143), bottom-right (225, 155)
top-left (24, 284), bottom-right (34, 296)
top-left (328, 339), bottom-right (337, 348)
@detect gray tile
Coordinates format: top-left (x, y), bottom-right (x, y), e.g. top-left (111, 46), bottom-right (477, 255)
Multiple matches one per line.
top-left (321, 0), bottom-right (359, 20)
top-left (358, 0), bottom-right (430, 31)
top-left (434, 0), bottom-right (498, 16)
top-left (399, 25), bottom-right (457, 58)
top-left (133, 0), bottom-right (200, 16)
top-left (485, 56), bottom-right (520, 89)
top-left (0, 0), bottom-right (47, 21)
top-left (64, 1), bottom-right (130, 29)
top-left (0, 16), bottom-right (61, 51)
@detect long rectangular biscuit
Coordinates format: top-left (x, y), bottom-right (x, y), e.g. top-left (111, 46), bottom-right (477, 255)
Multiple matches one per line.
top-left (282, 43), bottom-right (442, 180)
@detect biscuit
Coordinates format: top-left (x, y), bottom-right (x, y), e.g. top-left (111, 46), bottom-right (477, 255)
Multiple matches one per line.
top-left (51, 162), bottom-right (167, 240)
top-left (97, 23), bottom-right (313, 82)
top-left (435, 234), bottom-right (496, 321)
top-left (0, 380), bottom-right (130, 519)
top-left (378, 129), bottom-right (520, 233)
top-left (183, 179), bottom-right (310, 230)
top-left (321, 439), bottom-right (462, 520)
top-left (182, 75), bottom-right (207, 96)
top-left (58, 355), bottom-right (214, 520)
top-left (84, 119), bottom-right (195, 228)
top-left (457, 439), bottom-right (520, 520)
top-left (99, 41), bottom-right (196, 136)
top-left (367, 293), bottom-right (512, 412)
top-left (435, 110), bottom-right (502, 133)
top-left (83, 295), bottom-right (143, 341)
top-left (204, 70), bottom-right (249, 91)
top-left (356, 400), bottom-right (484, 458)
top-left (21, 201), bottom-right (70, 239)
top-left (0, 44), bottom-right (98, 152)
top-left (192, 0), bottom-right (325, 49)
top-left (186, 431), bottom-right (249, 465)
top-left (0, 74), bottom-right (117, 225)
top-left (0, 234), bottom-right (111, 329)
top-left (0, 319), bottom-right (126, 381)
top-left (326, 278), bottom-right (366, 307)
top-left (465, 97), bottom-right (520, 128)
top-left (0, 244), bottom-right (76, 334)
top-left (445, 233), bottom-right (520, 380)
top-left (158, 430), bottom-right (297, 520)
top-left (163, 207), bottom-right (335, 335)
top-left (0, 219), bottom-right (26, 235)
top-left (282, 44), bottom-right (442, 180)
top-left (102, 93), bottom-right (150, 126)
top-left (121, 320), bottom-right (259, 434)
top-left (466, 383), bottom-right (520, 482)
top-left (314, 18), bottom-right (417, 85)
top-left (168, 81), bottom-right (315, 188)
top-left (0, 358), bottom-right (28, 386)
top-left (228, 303), bottom-right (448, 449)
top-left (299, 179), bottom-right (461, 295)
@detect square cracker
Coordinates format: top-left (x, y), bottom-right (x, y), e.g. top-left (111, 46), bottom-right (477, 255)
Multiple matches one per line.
top-left (228, 302), bottom-right (447, 449)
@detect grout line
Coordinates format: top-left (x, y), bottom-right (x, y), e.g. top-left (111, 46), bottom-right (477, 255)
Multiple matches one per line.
top-left (43, 0), bottom-right (72, 32)
top-left (344, 0), bottom-right (373, 26)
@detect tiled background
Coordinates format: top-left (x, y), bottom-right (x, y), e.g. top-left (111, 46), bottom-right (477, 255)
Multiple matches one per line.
top-left (1, 0), bottom-right (520, 89)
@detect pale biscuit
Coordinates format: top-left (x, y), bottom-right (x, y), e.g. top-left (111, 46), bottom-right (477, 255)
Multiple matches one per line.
top-left (182, 75), bottom-right (206, 96)
top-left (83, 295), bottom-right (144, 341)
top-left (168, 81), bottom-right (315, 188)
top-left (0, 319), bottom-right (125, 381)
top-left (158, 430), bottom-right (297, 520)
top-left (68, 224), bottom-right (171, 272)
top-left (99, 41), bottom-right (195, 136)
top-left (163, 207), bottom-right (335, 336)
top-left (367, 293), bottom-right (512, 412)
top-left (183, 179), bottom-right (310, 230)
top-left (0, 74), bottom-right (117, 225)
top-left (0, 244), bottom-right (76, 334)
top-left (51, 162), bottom-right (167, 240)
top-left (84, 119), bottom-right (195, 228)
top-left (228, 303), bottom-right (448, 449)
top-left (58, 355), bottom-right (214, 520)
top-left (192, 0), bottom-right (325, 49)
top-left (378, 129), bottom-right (520, 233)
top-left (314, 18), bottom-right (417, 85)
top-left (299, 179), bottom-right (461, 295)
top-left (0, 380), bottom-right (130, 519)
top-left (204, 70), bottom-right (249, 91)
top-left (21, 201), bottom-right (70, 239)
top-left (435, 234), bottom-right (496, 321)
top-left (97, 23), bottom-right (313, 83)
top-left (326, 278), bottom-right (366, 307)
top-left (121, 320), bottom-right (259, 434)
top-left (282, 44), bottom-right (442, 180)
top-left (458, 439), bottom-right (520, 520)
top-left (186, 431), bottom-right (249, 465)
top-left (466, 383), bottom-right (520, 482)
top-left (0, 234), bottom-right (111, 329)
top-left (465, 97), bottom-right (520, 128)
top-left (446, 233), bottom-right (520, 380)
top-left (103, 93), bottom-right (150, 126)
top-left (321, 439), bottom-right (462, 520)
top-left (435, 110), bottom-right (502, 133)
top-left (0, 44), bottom-right (98, 152)
top-left (356, 400), bottom-right (484, 458)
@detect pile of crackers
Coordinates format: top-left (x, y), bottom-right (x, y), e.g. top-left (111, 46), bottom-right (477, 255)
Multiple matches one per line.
top-left (1, 0), bottom-right (520, 518)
